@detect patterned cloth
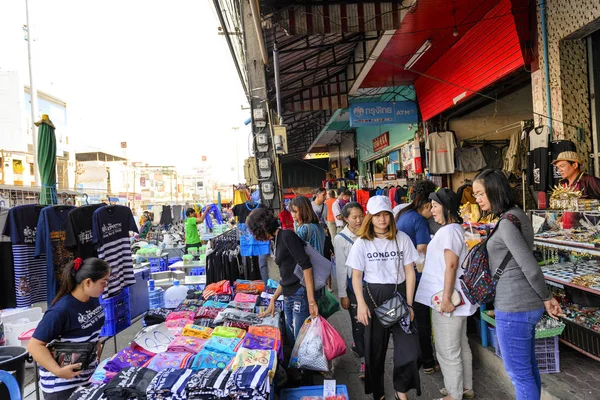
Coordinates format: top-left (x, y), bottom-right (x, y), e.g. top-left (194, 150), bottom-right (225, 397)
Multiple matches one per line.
top-left (226, 366), bottom-right (270, 400)
top-left (196, 307), bottom-right (222, 319)
top-left (68, 383), bottom-right (107, 400)
top-left (247, 326), bottom-right (281, 342)
top-left (182, 324), bottom-right (213, 339)
top-left (201, 300), bottom-right (228, 309)
top-left (204, 336), bottom-right (242, 356)
top-left (165, 311), bottom-right (196, 322)
top-left (241, 333), bottom-right (278, 352)
top-left (104, 347), bottom-right (153, 373)
top-left (226, 301), bottom-right (256, 312)
top-left (145, 368), bottom-right (194, 400)
top-left (202, 280), bottom-right (232, 299)
top-left (167, 336), bottom-right (207, 354)
top-left (144, 352), bottom-right (194, 372)
top-left (255, 312), bottom-right (281, 328)
top-left (90, 358), bottom-right (117, 385)
top-left (191, 350), bottom-right (233, 370)
top-left (212, 326), bottom-right (246, 339)
top-left (234, 280), bottom-right (265, 295)
top-left (186, 368), bottom-right (231, 399)
top-left (228, 349), bottom-right (277, 378)
top-left (233, 293), bottom-right (258, 303)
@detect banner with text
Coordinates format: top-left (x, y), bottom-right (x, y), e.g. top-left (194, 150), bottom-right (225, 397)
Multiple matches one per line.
top-left (350, 101), bottom-right (418, 127)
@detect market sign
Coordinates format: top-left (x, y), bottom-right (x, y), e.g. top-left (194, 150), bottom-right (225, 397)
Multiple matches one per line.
top-left (350, 101), bottom-right (418, 127)
top-left (304, 152), bottom-right (330, 160)
top-left (372, 132), bottom-right (390, 152)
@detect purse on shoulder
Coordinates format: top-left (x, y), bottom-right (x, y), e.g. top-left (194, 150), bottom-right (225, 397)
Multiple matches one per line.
top-left (365, 236), bottom-right (410, 328)
top-left (48, 341), bottom-right (97, 371)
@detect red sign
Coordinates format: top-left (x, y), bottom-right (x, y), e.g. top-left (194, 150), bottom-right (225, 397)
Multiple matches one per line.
top-left (372, 132), bottom-right (389, 152)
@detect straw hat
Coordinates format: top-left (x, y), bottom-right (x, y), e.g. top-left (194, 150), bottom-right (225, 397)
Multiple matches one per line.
top-left (552, 151), bottom-right (584, 165)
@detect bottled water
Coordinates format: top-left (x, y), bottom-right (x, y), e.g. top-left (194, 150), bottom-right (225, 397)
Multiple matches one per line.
top-left (148, 279), bottom-right (165, 309)
top-left (164, 280), bottom-right (189, 309)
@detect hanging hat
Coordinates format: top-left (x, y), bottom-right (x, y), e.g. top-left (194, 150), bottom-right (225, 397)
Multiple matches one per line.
top-left (552, 151), bottom-right (584, 165)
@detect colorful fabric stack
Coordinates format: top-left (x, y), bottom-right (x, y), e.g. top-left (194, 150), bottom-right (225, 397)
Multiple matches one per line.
top-left (144, 352), bottom-right (194, 372)
top-left (186, 368), bottom-right (231, 399)
top-left (228, 348), bottom-right (277, 378)
top-left (191, 349), bottom-right (234, 370)
top-left (89, 359), bottom-right (117, 385)
top-left (104, 347), bottom-right (153, 373)
top-left (146, 368), bottom-right (194, 400)
top-left (167, 336), bottom-right (207, 354)
top-left (233, 292), bottom-right (258, 303)
top-left (143, 308), bottom-right (171, 327)
top-left (226, 365), bottom-right (271, 400)
top-left (165, 311), bottom-right (196, 335)
top-left (226, 301), bottom-right (256, 312)
top-left (234, 280), bottom-right (265, 295)
top-left (182, 324), bottom-right (213, 339)
top-left (202, 280), bottom-right (232, 300)
top-left (212, 326), bottom-right (246, 339)
top-left (203, 336), bottom-right (242, 356)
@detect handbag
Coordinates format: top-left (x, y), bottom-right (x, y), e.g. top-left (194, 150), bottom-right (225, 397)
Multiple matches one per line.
top-left (48, 341), bottom-right (97, 370)
top-left (431, 289), bottom-right (465, 313)
top-left (293, 225), bottom-right (333, 290)
top-left (365, 237), bottom-right (410, 328)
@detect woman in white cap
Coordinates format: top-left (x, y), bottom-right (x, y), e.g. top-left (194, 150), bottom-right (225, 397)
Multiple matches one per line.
top-left (552, 151), bottom-right (600, 199)
top-left (346, 195), bottom-right (421, 400)
top-left (415, 188), bottom-right (477, 400)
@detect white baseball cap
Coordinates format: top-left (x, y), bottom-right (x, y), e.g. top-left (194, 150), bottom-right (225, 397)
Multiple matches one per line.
top-left (366, 195), bottom-right (393, 215)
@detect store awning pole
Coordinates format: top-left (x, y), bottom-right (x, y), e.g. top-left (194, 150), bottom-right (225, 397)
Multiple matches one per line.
top-left (273, 43), bottom-right (282, 118)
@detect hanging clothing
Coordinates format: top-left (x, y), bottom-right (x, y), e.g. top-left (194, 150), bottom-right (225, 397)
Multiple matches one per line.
top-left (504, 130), bottom-right (525, 174)
top-left (480, 144), bottom-right (504, 170)
top-left (160, 205), bottom-right (173, 225)
top-left (232, 202), bottom-right (263, 224)
top-left (356, 190), bottom-right (370, 211)
top-left (527, 126), bottom-right (550, 191)
top-left (427, 131), bottom-right (456, 174)
top-left (92, 205), bottom-right (138, 298)
top-left (455, 146), bottom-right (487, 172)
top-left (65, 204), bottom-right (105, 259)
top-left (3, 204), bottom-right (48, 307)
top-left (0, 207), bottom-right (16, 309)
top-left (172, 205), bottom-right (182, 223)
top-left (35, 205), bottom-right (75, 305)
top-left (388, 187), bottom-right (397, 208)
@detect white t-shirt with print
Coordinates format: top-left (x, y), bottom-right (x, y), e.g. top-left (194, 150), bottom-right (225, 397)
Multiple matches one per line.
top-left (346, 231), bottom-right (419, 284)
top-left (415, 223), bottom-right (478, 317)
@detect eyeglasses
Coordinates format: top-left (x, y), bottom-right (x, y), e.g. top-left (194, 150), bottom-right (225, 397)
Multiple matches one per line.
top-left (473, 192), bottom-right (486, 199)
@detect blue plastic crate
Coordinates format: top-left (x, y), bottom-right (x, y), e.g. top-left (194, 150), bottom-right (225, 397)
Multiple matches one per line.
top-left (168, 257), bottom-right (182, 266)
top-left (101, 311), bottom-right (131, 336)
top-left (280, 385), bottom-right (349, 400)
top-left (190, 267), bottom-right (206, 276)
top-left (130, 269), bottom-right (150, 319)
top-left (100, 287), bottom-right (130, 320)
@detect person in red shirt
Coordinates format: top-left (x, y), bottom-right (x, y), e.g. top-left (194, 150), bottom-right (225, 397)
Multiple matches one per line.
top-left (279, 201), bottom-right (295, 231)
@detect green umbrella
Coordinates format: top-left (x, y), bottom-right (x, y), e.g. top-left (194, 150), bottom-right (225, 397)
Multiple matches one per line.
top-left (35, 114), bottom-right (57, 205)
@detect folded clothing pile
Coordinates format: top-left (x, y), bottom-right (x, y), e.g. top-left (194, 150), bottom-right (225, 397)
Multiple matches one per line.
top-left (103, 367), bottom-right (157, 400)
top-left (167, 336), bottom-right (207, 354)
top-left (186, 368), bottom-right (231, 399)
top-left (226, 365), bottom-right (271, 400)
top-left (146, 368), bottom-right (194, 400)
top-left (144, 352), bottom-right (194, 372)
top-left (143, 308), bottom-right (172, 327)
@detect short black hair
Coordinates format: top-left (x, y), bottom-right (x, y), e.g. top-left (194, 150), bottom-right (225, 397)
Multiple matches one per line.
top-left (316, 187), bottom-right (326, 194)
top-left (341, 202), bottom-right (363, 219)
top-left (186, 208), bottom-right (195, 217)
top-left (246, 208), bottom-right (279, 241)
top-left (474, 169), bottom-right (516, 216)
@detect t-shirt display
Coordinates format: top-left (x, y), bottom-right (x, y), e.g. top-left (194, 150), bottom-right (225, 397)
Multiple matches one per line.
top-left (427, 131), bottom-right (456, 174)
top-left (35, 205), bottom-right (76, 304)
top-left (528, 126), bottom-right (550, 191)
top-left (32, 294), bottom-right (105, 394)
top-left (232, 202), bottom-right (263, 224)
top-left (454, 146), bottom-right (487, 172)
top-left (65, 204), bottom-right (105, 259)
top-left (2, 204), bottom-right (48, 307)
top-left (0, 207), bottom-right (16, 309)
top-left (479, 144), bottom-right (504, 170)
top-left (549, 140), bottom-right (577, 187)
top-left (92, 205), bottom-right (138, 298)
top-left (160, 205), bottom-right (173, 225)
top-left (415, 223), bottom-right (478, 317)
top-left (346, 232), bottom-right (419, 284)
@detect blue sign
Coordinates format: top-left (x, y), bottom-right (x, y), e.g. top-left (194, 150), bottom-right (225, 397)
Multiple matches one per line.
top-left (350, 101), bottom-right (418, 127)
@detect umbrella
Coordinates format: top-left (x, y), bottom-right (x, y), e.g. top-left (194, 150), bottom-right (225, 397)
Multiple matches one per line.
top-left (35, 114), bottom-right (57, 205)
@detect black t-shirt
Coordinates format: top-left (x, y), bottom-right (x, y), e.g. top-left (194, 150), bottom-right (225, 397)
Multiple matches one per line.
top-left (232, 202), bottom-right (264, 224)
top-left (274, 229), bottom-right (313, 297)
top-left (549, 140), bottom-right (576, 187)
top-left (2, 204), bottom-right (46, 244)
top-left (65, 204), bottom-right (105, 259)
top-left (529, 148), bottom-right (549, 191)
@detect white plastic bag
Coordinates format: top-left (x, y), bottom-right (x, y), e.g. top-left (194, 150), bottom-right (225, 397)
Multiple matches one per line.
top-left (289, 317), bottom-right (328, 372)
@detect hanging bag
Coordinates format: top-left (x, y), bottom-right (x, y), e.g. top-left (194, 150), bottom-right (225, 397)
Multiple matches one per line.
top-left (365, 236), bottom-right (410, 328)
top-left (293, 225), bottom-right (333, 290)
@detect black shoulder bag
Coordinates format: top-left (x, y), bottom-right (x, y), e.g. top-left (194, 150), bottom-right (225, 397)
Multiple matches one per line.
top-left (365, 237), bottom-right (410, 328)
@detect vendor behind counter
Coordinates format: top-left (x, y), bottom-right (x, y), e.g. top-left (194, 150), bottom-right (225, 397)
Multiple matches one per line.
top-left (553, 151), bottom-right (600, 199)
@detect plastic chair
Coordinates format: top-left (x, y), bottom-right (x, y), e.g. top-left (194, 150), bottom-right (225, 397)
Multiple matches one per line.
top-left (0, 370), bottom-right (21, 400)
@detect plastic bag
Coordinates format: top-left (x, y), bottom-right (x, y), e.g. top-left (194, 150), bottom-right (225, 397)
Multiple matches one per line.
top-left (289, 317), bottom-right (328, 372)
top-left (319, 316), bottom-right (346, 360)
top-left (318, 289), bottom-right (341, 319)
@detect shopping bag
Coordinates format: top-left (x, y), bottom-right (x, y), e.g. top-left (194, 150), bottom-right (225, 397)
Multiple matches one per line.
top-left (319, 316), bottom-right (347, 361)
top-left (317, 289), bottom-right (340, 319)
top-left (289, 317), bottom-right (328, 372)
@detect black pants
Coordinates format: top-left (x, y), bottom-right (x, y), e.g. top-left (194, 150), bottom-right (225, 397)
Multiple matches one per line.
top-left (44, 388), bottom-right (76, 400)
top-left (414, 280), bottom-right (435, 369)
top-left (363, 283), bottom-right (421, 399)
top-left (347, 289), bottom-right (366, 358)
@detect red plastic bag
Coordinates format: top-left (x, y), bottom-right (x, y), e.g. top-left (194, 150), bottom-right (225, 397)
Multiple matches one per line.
top-left (319, 316), bottom-right (346, 360)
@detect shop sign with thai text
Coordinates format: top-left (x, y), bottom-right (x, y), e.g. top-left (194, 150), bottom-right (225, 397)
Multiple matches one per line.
top-left (350, 101), bottom-right (418, 127)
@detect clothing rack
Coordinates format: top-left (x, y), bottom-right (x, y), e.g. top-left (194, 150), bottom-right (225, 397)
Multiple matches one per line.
top-left (467, 119), bottom-right (533, 141)
top-left (462, 139), bottom-right (510, 146)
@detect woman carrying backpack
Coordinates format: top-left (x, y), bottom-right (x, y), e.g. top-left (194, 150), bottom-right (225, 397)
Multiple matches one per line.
top-left (346, 196), bottom-right (421, 400)
top-left (333, 202), bottom-right (365, 378)
top-left (472, 170), bottom-right (563, 400)
top-left (415, 189), bottom-right (478, 400)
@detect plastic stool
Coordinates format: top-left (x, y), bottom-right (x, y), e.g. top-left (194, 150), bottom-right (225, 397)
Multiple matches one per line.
top-left (0, 370), bottom-right (21, 400)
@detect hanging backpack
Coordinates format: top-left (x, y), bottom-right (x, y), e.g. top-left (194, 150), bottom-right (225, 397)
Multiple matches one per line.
top-left (459, 213), bottom-right (521, 305)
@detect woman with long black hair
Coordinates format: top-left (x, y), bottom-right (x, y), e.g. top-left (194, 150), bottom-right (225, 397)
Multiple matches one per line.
top-left (28, 258), bottom-right (110, 400)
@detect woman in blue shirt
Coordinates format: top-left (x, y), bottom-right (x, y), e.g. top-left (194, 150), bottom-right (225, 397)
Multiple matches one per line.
top-left (395, 179), bottom-right (438, 374)
top-left (28, 257), bottom-right (110, 400)
top-left (290, 196), bottom-right (326, 255)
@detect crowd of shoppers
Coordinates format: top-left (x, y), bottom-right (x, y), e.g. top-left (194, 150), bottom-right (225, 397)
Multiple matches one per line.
top-left (244, 174), bottom-right (563, 400)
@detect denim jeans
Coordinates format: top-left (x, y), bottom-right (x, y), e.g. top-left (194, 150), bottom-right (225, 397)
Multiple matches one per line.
top-left (258, 254), bottom-right (269, 284)
top-left (495, 307), bottom-right (545, 400)
top-left (283, 286), bottom-right (310, 345)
